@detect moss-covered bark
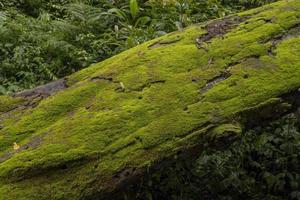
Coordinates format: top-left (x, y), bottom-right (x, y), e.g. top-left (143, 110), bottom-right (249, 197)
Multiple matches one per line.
top-left (1, 1), bottom-right (300, 199)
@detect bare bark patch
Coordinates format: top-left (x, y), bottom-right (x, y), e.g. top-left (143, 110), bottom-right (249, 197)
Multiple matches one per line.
top-left (13, 79), bottom-right (67, 99)
top-left (196, 16), bottom-right (246, 49)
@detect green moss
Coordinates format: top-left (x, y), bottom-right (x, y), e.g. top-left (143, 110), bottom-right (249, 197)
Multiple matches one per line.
top-left (0, 96), bottom-right (24, 113)
top-left (1, 1), bottom-right (300, 199)
top-left (211, 123), bottom-right (242, 140)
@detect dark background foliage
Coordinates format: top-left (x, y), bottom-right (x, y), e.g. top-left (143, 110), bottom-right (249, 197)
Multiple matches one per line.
top-left (134, 113), bottom-right (300, 200)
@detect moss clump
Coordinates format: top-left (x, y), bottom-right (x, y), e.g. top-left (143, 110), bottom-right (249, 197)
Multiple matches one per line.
top-left (211, 123), bottom-right (242, 139)
top-left (1, 1), bottom-right (300, 199)
top-left (0, 96), bottom-right (24, 113)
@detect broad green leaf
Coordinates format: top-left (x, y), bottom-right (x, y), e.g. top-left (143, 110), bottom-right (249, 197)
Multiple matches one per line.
top-left (130, 0), bottom-right (139, 19)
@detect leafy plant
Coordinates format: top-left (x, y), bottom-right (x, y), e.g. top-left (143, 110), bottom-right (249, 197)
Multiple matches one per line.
top-left (135, 113), bottom-right (300, 199)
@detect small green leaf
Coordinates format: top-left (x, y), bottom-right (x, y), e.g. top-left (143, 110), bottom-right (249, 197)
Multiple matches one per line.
top-left (130, 0), bottom-right (139, 19)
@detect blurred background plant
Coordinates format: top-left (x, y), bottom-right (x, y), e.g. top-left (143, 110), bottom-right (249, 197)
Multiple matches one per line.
top-left (0, 0), bottom-right (277, 94)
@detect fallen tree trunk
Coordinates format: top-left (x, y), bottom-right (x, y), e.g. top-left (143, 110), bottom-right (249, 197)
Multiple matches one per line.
top-left (1, 1), bottom-right (300, 199)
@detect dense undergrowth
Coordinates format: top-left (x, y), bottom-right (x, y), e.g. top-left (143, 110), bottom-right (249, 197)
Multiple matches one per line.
top-left (0, 0), bottom-right (276, 94)
top-left (135, 113), bottom-right (300, 200)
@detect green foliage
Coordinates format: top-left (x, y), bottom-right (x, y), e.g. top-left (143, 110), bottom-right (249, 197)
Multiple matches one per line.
top-left (194, 114), bottom-right (300, 199)
top-left (136, 114), bottom-right (300, 200)
top-left (130, 0), bottom-right (139, 19)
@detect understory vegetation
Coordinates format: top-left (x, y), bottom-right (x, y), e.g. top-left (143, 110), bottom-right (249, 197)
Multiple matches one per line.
top-left (136, 113), bottom-right (300, 200)
top-left (0, 0), bottom-right (276, 94)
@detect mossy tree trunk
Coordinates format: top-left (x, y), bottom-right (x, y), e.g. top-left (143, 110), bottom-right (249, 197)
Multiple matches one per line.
top-left (1, 1), bottom-right (300, 199)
